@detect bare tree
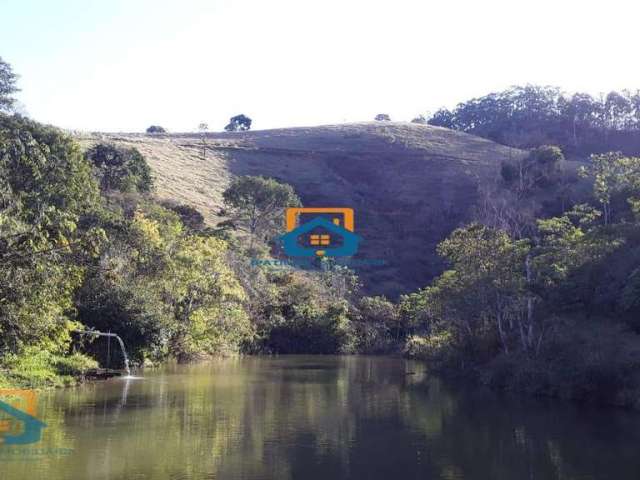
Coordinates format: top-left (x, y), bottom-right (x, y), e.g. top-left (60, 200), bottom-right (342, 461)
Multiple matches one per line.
top-left (198, 123), bottom-right (208, 160)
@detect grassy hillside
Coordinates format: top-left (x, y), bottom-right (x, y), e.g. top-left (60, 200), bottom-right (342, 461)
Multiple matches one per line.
top-left (77, 122), bottom-right (526, 296)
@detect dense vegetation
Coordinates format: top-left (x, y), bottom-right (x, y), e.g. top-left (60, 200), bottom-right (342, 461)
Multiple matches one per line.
top-left (0, 56), bottom-right (18, 113)
top-left (2, 58), bottom-right (640, 409)
top-left (428, 86), bottom-right (640, 157)
top-left (224, 114), bottom-right (252, 132)
top-left (398, 87), bottom-right (640, 406)
top-left (146, 125), bottom-right (167, 134)
top-left (0, 116), bottom-right (401, 387)
top-left (404, 156), bottom-right (640, 406)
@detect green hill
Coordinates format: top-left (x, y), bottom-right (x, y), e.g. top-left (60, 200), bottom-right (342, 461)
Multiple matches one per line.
top-left (78, 121), bottom-right (527, 296)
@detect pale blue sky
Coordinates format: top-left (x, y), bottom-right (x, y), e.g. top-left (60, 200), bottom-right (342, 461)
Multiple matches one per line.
top-left (2, 0), bottom-right (639, 132)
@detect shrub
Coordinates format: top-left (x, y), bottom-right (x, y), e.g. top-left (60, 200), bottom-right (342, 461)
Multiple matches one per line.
top-left (404, 332), bottom-right (459, 370)
top-left (1, 347), bottom-right (98, 388)
top-left (146, 125), bottom-right (167, 134)
top-left (161, 201), bottom-right (205, 230)
top-left (85, 143), bottom-right (153, 193)
top-left (224, 114), bottom-right (252, 132)
top-left (500, 161), bottom-right (518, 184)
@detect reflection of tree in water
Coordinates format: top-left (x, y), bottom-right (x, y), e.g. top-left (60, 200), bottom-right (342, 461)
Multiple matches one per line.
top-left (4, 357), bottom-right (640, 480)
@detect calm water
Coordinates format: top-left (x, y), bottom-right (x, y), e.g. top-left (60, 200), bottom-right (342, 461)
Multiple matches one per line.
top-left (2, 355), bottom-right (640, 480)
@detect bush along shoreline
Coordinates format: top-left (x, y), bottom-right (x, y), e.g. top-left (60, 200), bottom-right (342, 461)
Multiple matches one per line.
top-left (2, 106), bottom-right (640, 406)
top-left (0, 114), bottom-right (412, 389)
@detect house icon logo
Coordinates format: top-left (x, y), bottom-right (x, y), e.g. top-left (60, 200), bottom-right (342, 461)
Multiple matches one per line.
top-left (280, 207), bottom-right (361, 257)
top-left (0, 389), bottom-right (47, 445)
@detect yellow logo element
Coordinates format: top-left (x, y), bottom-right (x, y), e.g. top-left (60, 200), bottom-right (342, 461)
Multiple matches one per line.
top-left (0, 389), bottom-right (46, 445)
top-left (285, 207), bottom-right (355, 233)
top-left (282, 208), bottom-right (359, 257)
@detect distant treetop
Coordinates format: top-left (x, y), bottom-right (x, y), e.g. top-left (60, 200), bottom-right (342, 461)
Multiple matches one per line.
top-left (411, 115), bottom-right (427, 125)
top-left (146, 125), bottom-right (167, 134)
top-left (0, 56), bottom-right (19, 113)
top-left (427, 85), bottom-right (640, 156)
top-left (375, 114), bottom-right (391, 121)
top-left (225, 114), bottom-right (252, 132)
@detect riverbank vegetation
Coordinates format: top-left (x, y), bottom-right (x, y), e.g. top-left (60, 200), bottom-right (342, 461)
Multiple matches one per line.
top-left (2, 57), bottom-right (640, 409)
top-left (0, 111), bottom-right (401, 387)
top-left (407, 87), bottom-right (640, 407)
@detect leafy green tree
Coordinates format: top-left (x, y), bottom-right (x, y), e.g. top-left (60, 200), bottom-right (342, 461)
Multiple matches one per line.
top-left (579, 152), bottom-right (640, 224)
top-left (85, 143), bottom-right (153, 193)
top-left (426, 224), bottom-right (532, 356)
top-left (534, 205), bottom-right (622, 315)
top-left (224, 114), bottom-right (252, 132)
top-left (146, 125), bottom-right (166, 134)
top-left (398, 290), bottom-right (429, 333)
top-left (501, 145), bottom-right (565, 195)
top-left (562, 92), bottom-right (602, 148)
top-left (161, 201), bottom-right (205, 230)
top-left (256, 271), bottom-right (356, 354)
top-left (0, 114), bottom-right (103, 361)
top-left (79, 202), bottom-right (253, 362)
top-left (604, 91), bottom-right (634, 130)
top-left (0, 57), bottom-right (18, 113)
top-left (427, 108), bottom-right (455, 129)
top-left (162, 232), bottom-right (253, 359)
top-left (357, 296), bottom-right (400, 351)
top-left (319, 261), bottom-right (360, 302)
top-left (222, 176), bottom-right (300, 248)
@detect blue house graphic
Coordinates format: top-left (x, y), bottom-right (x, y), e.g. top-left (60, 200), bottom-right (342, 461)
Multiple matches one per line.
top-left (279, 217), bottom-right (362, 257)
top-left (0, 400), bottom-right (47, 445)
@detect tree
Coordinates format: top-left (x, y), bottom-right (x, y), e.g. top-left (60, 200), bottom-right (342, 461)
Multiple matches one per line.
top-left (424, 224), bottom-right (534, 356)
top-left (358, 296), bottom-right (400, 340)
top-left (146, 125), bottom-right (166, 134)
top-left (0, 57), bottom-right (19, 113)
top-left (225, 114), bottom-right (252, 132)
top-left (222, 176), bottom-right (300, 248)
top-left (161, 201), bottom-right (205, 230)
top-left (428, 108), bottom-right (455, 129)
top-left (501, 145), bottom-right (564, 195)
top-left (374, 113), bottom-right (391, 121)
top-left (579, 152), bottom-right (640, 224)
top-left (84, 143), bottom-right (153, 193)
top-left (426, 86), bottom-right (640, 155)
top-left (604, 91), bottom-right (633, 130)
top-left (411, 115), bottom-right (427, 125)
top-left (561, 92), bottom-right (602, 148)
top-left (198, 122), bottom-right (208, 159)
top-left (0, 114), bottom-right (103, 359)
top-left (162, 233), bottom-right (253, 359)
top-left (78, 203), bottom-right (253, 362)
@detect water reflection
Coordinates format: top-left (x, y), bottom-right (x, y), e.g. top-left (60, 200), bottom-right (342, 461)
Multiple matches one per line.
top-left (2, 356), bottom-right (640, 480)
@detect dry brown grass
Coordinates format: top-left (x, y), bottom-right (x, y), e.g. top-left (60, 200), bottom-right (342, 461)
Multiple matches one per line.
top-left (76, 122), bottom-right (525, 296)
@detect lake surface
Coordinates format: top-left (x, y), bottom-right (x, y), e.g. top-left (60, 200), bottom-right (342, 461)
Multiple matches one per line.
top-left (2, 355), bottom-right (640, 480)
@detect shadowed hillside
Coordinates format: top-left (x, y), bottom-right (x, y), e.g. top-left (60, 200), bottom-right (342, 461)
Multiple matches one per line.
top-left (78, 122), bottom-right (525, 296)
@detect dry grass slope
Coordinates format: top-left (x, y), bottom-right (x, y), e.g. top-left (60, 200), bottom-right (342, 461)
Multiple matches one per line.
top-left (77, 122), bottom-right (524, 296)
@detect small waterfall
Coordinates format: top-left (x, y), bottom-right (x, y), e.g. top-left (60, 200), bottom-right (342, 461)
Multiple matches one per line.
top-left (76, 330), bottom-right (131, 376)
